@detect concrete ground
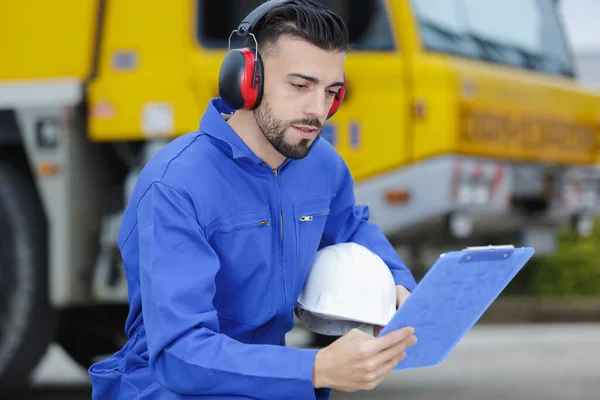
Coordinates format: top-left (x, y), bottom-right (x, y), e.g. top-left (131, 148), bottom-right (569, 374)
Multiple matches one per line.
top-left (16, 323), bottom-right (600, 400)
top-left (332, 323), bottom-right (600, 400)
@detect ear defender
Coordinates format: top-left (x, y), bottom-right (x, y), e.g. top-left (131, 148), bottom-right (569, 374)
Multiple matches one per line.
top-left (327, 74), bottom-right (346, 119)
top-left (218, 0), bottom-right (346, 118)
top-left (218, 47), bottom-right (264, 110)
top-left (219, 52), bottom-right (346, 120)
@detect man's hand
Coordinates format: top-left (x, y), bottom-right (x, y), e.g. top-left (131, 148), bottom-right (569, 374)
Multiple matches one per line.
top-left (395, 284), bottom-right (411, 308)
top-left (373, 285), bottom-right (411, 337)
top-left (312, 327), bottom-right (417, 392)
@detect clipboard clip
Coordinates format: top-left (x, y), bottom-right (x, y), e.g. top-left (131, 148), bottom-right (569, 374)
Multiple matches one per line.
top-left (463, 245), bottom-right (515, 251)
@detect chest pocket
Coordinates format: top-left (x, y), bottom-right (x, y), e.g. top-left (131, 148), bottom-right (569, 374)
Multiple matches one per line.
top-left (206, 205), bottom-right (274, 326)
top-left (293, 195), bottom-right (334, 299)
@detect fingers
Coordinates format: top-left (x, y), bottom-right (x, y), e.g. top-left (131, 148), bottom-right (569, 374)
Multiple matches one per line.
top-left (377, 348), bottom-right (408, 379)
top-left (369, 326), bottom-right (415, 354)
top-left (346, 328), bottom-right (372, 341)
top-left (370, 334), bottom-right (416, 369)
top-left (357, 347), bottom-right (409, 391)
top-left (366, 338), bottom-right (414, 388)
top-left (337, 328), bottom-right (417, 392)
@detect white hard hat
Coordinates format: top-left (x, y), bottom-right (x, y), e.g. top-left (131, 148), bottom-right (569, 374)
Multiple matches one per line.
top-left (295, 242), bottom-right (397, 336)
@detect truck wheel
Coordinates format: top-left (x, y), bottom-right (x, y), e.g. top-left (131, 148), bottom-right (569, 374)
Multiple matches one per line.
top-left (0, 162), bottom-right (54, 392)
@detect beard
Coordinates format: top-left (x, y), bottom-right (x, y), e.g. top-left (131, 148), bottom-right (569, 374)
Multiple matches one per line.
top-left (254, 99), bottom-right (322, 160)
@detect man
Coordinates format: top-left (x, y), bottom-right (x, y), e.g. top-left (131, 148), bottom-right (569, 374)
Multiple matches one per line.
top-left (89, 1), bottom-right (417, 399)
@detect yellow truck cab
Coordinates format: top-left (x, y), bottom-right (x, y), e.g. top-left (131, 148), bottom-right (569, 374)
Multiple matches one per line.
top-left (0, 0), bottom-right (599, 392)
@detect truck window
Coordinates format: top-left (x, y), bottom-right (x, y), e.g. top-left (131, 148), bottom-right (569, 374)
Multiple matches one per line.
top-left (411, 0), bottom-right (574, 77)
top-left (196, 0), bottom-right (394, 51)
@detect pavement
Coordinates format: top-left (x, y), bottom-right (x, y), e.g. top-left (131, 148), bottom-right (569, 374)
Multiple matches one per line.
top-left (16, 323), bottom-right (600, 400)
top-left (332, 323), bottom-right (600, 400)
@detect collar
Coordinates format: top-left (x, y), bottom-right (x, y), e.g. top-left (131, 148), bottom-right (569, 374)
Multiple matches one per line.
top-left (199, 98), bottom-right (264, 165)
top-left (199, 97), bottom-right (323, 169)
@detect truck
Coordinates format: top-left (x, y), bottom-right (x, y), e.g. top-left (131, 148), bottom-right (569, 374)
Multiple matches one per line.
top-left (1, 0), bottom-right (599, 393)
top-left (558, 0), bottom-right (600, 91)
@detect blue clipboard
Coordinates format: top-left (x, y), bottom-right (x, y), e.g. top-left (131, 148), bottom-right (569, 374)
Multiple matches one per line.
top-left (377, 245), bottom-right (535, 371)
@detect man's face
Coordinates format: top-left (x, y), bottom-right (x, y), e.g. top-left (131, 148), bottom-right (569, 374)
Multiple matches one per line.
top-left (254, 36), bottom-right (346, 160)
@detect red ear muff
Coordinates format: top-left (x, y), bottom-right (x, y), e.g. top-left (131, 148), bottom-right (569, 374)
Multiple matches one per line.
top-left (220, 0), bottom-right (291, 109)
top-left (218, 48), bottom-right (264, 110)
top-left (327, 74), bottom-right (346, 119)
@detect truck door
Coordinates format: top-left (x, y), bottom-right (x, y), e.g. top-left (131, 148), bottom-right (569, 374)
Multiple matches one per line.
top-left (190, 0), bottom-right (411, 183)
top-left (315, 0), bottom-right (411, 182)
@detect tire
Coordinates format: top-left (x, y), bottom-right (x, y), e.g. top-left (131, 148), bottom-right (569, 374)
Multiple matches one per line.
top-left (0, 162), bottom-right (54, 392)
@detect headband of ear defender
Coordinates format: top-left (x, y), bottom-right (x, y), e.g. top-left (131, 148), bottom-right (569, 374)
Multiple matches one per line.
top-left (218, 0), bottom-right (346, 119)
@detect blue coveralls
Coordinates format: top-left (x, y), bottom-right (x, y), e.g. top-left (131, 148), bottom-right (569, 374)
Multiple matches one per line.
top-left (88, 98), bottom-right (417, 399)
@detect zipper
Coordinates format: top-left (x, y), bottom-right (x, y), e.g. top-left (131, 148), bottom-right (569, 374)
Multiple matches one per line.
top-left (273, 167), bottom-right (287, 310)
top-left (240, 220), bottom-right (270, 228)
top-left (274, 169), bottom-right (284, 242)
top-left (213, 220), bottom-right (270, 233)
top-left (299, 211), bottom-right (329, 222)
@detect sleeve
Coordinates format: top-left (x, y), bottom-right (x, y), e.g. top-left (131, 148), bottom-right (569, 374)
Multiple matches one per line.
top-left (137, 181), bottom-right (320, 398)
top-left (320, 161), bottom-right (418, 292)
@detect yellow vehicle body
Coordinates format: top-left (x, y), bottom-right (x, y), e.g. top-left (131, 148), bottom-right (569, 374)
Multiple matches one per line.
top-left (87, 0), bottom-right (600, 179)
top-left (0, 0), bottom-right (99, 81)
top-left (2, 0), bottom-right (599, 181)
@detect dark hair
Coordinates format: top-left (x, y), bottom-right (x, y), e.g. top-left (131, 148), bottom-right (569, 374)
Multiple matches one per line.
top-left (244, 0), bottom-right (350, 57)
